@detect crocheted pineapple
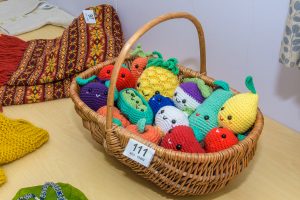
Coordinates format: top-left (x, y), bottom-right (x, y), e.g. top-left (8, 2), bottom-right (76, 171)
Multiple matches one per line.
top-left (117, 88), bottom-right (153, 124)
top-left (136, 51), bottom-right (179, 100)
top-left (189, 80), bottom-right (234, 142)
top-left (218, 76), bottom-right (259, 133)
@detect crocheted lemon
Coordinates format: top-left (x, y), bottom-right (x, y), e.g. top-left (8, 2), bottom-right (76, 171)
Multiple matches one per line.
top-left (218, 76), bottom-right (259, 133)
top-left (136, 51), bottom-right (179, 100)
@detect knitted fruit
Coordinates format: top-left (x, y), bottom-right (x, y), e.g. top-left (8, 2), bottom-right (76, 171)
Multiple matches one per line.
top-left (98, 64), bottom-right (135, 91)
top-left (77, 77), bottom-right (118, 111)
top-left (218, 76), bottom-right (259, 133)
top-left (189, 80), bottom-right (234, 142)
top-left (97, 106), bottom-right (131, 127)
top-left (127, 119), bottom-right (162, 144)
top-left (155, 106), bottom-right (189, 133)
top-left (204, 127), bottom-right (238, 152)
top-left (161, 125), bottom-right (205, 153)
top-left (117, 88), bottom-right (153, 124)
top-left (136, 51), bottom-right (179, 100)
top-left (149, 94), bottom-right (175, 116)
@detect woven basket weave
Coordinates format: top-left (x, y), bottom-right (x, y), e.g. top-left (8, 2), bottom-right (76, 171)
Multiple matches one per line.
top-left (70, 12), bottom-right (264, 196)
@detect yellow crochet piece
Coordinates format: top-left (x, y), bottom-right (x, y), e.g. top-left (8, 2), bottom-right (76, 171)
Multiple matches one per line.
top-left (0, 113), bottom-right (49, 185)
top-left (218, 76), bottom-right (259, 133)
top-left (0, 168), bottom-right (6, 186)
top-left (137, 67), bottom-right (179, 100)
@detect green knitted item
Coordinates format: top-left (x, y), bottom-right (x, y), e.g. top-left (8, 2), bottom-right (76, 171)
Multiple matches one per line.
top-left (183, 78), bottom-right (213, 98)
top-left (76, 75), bottom-right (97, 86)
top-left (146, 51), bottom-right (179, 75)
top-left (245, 76), bottom-right (256, 94)
top-left (130, 44), bottom-right (152, 57)
top-left (117, 88), bottom-right (153, 124)
top-left (189, 80), bottom-right (234, 141)
top-left (113, 118), bottom-right (123, 127)
top-left (137, 118), bottom-right (146, 132)
top-left (13, 182), bottom-right (88, 200)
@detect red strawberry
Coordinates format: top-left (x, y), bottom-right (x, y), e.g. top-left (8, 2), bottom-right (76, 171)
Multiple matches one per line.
top-left (204, 127), bottom-right (238, 152)
top-left (98, 65), bottom-right (135, 91)
top-left (161, 125), bottom-right (205, 153)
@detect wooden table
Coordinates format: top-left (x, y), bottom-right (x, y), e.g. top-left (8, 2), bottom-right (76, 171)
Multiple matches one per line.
top-left (0, 26), bottom-right (299, 200)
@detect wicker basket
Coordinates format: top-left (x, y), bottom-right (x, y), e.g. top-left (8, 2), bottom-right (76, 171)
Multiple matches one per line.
top-left (70, 12), bottom-right (264, 196)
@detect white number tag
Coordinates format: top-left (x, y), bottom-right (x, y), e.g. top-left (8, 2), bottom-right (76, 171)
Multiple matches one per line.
top-left (123, 139), bottom-right (155, 167)
top-left (83, 10), bottom-right (96, 24)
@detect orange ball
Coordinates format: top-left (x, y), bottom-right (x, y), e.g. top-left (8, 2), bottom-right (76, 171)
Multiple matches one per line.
top-left (97, 106), bottom-right (131, 127)
top-left (127, 124), bottom-right (162, 144)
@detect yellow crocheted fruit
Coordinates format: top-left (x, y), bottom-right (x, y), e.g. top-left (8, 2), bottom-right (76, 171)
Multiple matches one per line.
top-left (0, 113), bottom-right (49, 165)
top-left (0, 168), bottom-right (6, 186)
top-left (218, 76), bottom-right (259, 133)
top-left (137, 67), bottom-right (179, 100)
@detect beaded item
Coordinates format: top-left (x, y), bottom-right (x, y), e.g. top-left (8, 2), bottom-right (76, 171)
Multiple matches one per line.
top-left (117, 88), bottom-right (153, 124)
top-left (204, 127), bottom-right (238, 152)
top-left (155, 106), bottom-right (189, 133)
top-left (161, 125), bottom-right (205, 153)
top-left (136, 51), bottom-right (179, 100)
top-left (218, 76), bottom-right (259, 133)
top-left (189, 80), bottom-right (234, 142)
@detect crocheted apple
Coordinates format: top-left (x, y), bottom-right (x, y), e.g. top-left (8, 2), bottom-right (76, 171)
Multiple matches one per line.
top-left (161, 125), bottom-right (205, 153)
top-left (218, 76), bottom-right (259, 134)
top-left (98, 64), bottom-right (135, 91)
top-left (97, 106), bottom-right (130, 127)
top-left (204, 127), bottom-right (238, 152)
top-left (136, 51), bottom-right (179, 100)
top-left (189, 80), bottom-right (234, 142)
top-left (127, 119), bottom-right (162, 144)
top-left (155, 106), bottom-right (189, 134)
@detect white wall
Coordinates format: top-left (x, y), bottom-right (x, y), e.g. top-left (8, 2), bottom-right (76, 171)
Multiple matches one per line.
top-left (50, 0), bottom-right (300, 132)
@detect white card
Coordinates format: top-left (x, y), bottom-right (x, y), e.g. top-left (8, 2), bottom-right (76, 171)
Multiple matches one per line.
top-left (83, 10), bottom-right (96, 24)
top-left (123, 139), bottom-right (155, 167)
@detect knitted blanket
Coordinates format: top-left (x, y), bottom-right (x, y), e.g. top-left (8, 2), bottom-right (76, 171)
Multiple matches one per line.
top-left (0, 4), bottom-right (123, 106)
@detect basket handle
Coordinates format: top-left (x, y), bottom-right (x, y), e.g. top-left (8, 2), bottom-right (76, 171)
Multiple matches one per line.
top-left (106, 12), bottom-right (206, 130)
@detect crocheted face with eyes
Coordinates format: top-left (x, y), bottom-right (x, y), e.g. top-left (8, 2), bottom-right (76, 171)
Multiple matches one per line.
top-left (155, 106), bottom-right (189, 133)
top-left (161, 125), bottom-right (205, 153)
top-left (136, 51), bottom-right (179, 100)
top-left (218, 76), bottom-right (259, 133)
top-left (98, 65), bottom-right (135, 91)
top-left (173, 82), bottom-right (205, 115)
top-left (149, 94), bottom-right (175, 116)
top-left (122, 89), bottom-right (147, 112)
top-left (79, 82), bottom-right (109, 111)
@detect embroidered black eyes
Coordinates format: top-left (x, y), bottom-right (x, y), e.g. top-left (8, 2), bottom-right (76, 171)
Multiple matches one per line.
top-left (174, 92), bottom-right (177, 96)
top-left (135, 64), bottom-right (139, 69)
top-left (137, 82), bottom-right (140, 87)
top-left (104, 91), bottom-right (108, 95)
top-left (182, 99), bottom-right (186, 104)
top-left (155, 91), bottom-right (160, 95)
top-left (88, 88), bottom-right (92, 93)
top-left (121, 74), bottom-right (126, 78)
top-left (107, 70), bottom-right (110, 74)
top-left (227, 115), bottom-right (232, 120)
top-left (160, 110), bottom-right (165, 114)
top-left (221, 134), bottom-right (227, 138)
top-left (204, 115), bottom-right (209, 120)
top-left (176, 144), bottom-right (182, 150)
top-left (221, 107), bottom-right (224, 111)
top-left (171, 119), bottom-right (176, 124)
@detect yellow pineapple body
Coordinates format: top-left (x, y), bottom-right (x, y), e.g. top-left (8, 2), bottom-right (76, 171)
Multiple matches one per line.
top-left (137, 66), bottom-right (179, 100)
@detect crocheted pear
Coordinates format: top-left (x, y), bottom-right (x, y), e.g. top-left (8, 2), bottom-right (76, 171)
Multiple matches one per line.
top-left (117, 88), bottom-right (153, 124)
top-left (155, 106), bottom-right (189, 133)
top-left (189, 80), bottom-right (234, 142)
top-left (130, 44), bottom-right (152, 85)
top-left (218, 76), bottom-right (259, 133)
top-left (97, 106), bottom-right (131, 127)
top-left (149, 94), bottom-right (175, 116)
top-left (77, 76), bottom-right (118, 111)
top-left (204, 127), bottom-right (238, 153)
top-left (173, 78), bottom-right (212, 115)
top-left (161, 125), bottom-right (205, 153)
top-left (0, 113), bottom-right (49, 185)
top-left (127, 119), bottom-right (162, 144)
top-left (98, 64), bottom-right (135, 91)
top-left (136, 51), bottom-right (180, 100)
top-left (13, 182), bottom-right (88, 200)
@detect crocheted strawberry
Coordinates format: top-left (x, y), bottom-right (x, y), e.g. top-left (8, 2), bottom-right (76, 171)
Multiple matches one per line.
top-left (204, 127), bottom-right (238, 153)
top-left (98, 65), bottom-right (135, 91)
top-left (161, 125), bottom-right (205, 153)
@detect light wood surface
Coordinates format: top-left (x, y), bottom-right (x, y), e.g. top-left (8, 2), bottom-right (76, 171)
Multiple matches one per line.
top-left (0, 25), bottom-right (300, 200)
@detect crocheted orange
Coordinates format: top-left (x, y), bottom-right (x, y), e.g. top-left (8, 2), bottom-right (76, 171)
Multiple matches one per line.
top-left (127, 123), bottom-right (162, 144)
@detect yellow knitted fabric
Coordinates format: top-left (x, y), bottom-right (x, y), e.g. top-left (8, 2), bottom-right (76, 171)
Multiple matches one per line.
top-left (218, 92), bottom-right (258, 133)
top-left (0, 168), bottom-right (6, 186)
top-left (137, 67), bottom-right (179, 100)
top-left (0, 113), bottom-right (49, 185)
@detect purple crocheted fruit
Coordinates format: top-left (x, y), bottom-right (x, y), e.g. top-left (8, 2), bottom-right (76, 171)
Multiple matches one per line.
top-left (79, 82), bottom-right (109, 111)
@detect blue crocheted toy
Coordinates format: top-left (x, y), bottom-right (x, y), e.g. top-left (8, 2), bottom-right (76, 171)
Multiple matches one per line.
top-left (117, 88), bottom-right (153, 124)
top-left (189, 80), bottom-right (234, 142)
top-left (149, 94), bottom-right (175, 116)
